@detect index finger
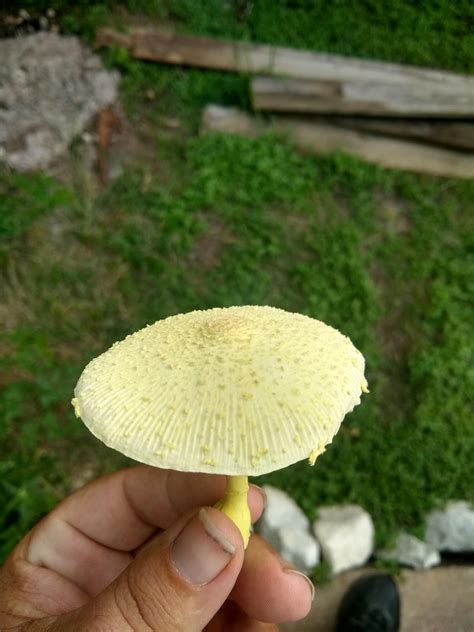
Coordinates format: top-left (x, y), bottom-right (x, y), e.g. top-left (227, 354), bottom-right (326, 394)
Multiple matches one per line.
top-left (47, 466), bottom-right (263, 551)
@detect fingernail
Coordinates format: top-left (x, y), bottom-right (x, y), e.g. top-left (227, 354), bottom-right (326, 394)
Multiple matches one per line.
top-left (171, 508), bottom-right (235, 585)
top-left (250, 483), bottom-right (267, 509)
top-left (285, 569), bottom-right (316, 602)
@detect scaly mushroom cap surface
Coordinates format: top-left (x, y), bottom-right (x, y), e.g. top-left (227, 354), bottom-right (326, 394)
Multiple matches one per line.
top-left (72, 306), bottom-right (368, 475)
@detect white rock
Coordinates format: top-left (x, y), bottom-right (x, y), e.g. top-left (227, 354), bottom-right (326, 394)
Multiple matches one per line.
top-left (273, 526), bottom-right (320, 571)
top-left (259, 485), bottom-right (310, 546)
top-left (258, 487), bottom-right (319, 571)
top-left (313, 504), bottom-right (374, 574)
top-left (426, 501), bottom-right (474, 552)
top-left (378, 532), bottom-right (441, 570)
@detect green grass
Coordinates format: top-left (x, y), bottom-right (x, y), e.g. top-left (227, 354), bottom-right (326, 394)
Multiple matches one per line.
top-left (310, 560), bottom-right (332, 586)
top-left (1, 134), bottom-right (473, 558)
top-left (0, 171), bottom-right (72, 261)
top-left (1, 2), bottom-right (474, 562)
top-left (12, 1), bottom-right (474, 73)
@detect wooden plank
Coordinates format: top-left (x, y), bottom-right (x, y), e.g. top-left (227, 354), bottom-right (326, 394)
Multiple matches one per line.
top-left (203, 104), bottom-right (474, 150)
top-left (252, 76), bottom-right (474, 118)
top-left (95, 28), bottom-right (474, 95)
top-left (276, 119), bottom-right (474, 178)
top-left (308, 117), bottom-right (474, 151)
top-left (202, 105), bottom-right (474, 179)
top-left (95, 27), bottom-right (132, 51)
top-left (203, 106), bottom-right (474, 150)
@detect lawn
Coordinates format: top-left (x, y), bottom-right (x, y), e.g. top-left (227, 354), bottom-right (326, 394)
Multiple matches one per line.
top-left (1, 1), bottom-right (473, 563)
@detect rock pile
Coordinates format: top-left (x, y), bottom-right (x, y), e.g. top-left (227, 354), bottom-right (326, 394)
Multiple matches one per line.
top-left (257, 487), bottom-right (474, 577)
top-left (0, 32), bottom-right (118, 171)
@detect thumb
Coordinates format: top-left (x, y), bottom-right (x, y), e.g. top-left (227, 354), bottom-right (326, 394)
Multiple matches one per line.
top-left (69, 507), bottom-right (245, 631)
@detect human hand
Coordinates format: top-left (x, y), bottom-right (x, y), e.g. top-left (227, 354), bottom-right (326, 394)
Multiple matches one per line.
top-left (0, 466), bottom-right (314, 630)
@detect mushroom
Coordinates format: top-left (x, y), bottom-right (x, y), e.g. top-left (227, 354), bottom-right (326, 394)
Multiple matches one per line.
top-left (72, 306), bottom-right (368, 547)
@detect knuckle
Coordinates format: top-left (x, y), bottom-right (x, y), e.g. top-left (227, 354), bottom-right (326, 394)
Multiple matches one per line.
top-left (113, 563), bottom-right (181, 632)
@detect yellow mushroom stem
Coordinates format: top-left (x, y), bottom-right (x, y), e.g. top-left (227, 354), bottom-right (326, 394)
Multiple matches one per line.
top-left (214, 475), bottom-right (251, 548)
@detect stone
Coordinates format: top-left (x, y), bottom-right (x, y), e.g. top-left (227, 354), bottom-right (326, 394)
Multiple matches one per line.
top-left (378, 532), bottom-right (441, 570)
top-left (313, 505), bottom-right (374, 574)
top-left (0, 32), bottom-right (119, 171)
top-left (259, 485), bottom-right (310, 545)
top-left (273, 526), bottom-right (320, 572)
top-left (425, 500), bottom-right (474, 552)
top-left (258, 487), bottom-right (320, 571)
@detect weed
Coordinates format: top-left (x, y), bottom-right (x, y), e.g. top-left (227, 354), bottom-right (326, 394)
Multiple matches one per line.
top-left (373, 558), bottom-right (403, 578)
top-left (310, 560), bottom-right (332, 586)
top-left (0, 168), bottom-right (72, 261)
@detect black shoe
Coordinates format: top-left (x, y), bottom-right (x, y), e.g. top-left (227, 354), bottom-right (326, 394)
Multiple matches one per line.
top-left (336, 573), bottom-right (400, 632)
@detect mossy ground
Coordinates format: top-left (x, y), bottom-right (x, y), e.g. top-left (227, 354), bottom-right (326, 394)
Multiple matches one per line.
top-left (1, 1), bottom-right (473, 561)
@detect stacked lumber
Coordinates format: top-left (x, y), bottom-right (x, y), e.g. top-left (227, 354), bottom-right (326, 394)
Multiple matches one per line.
top-left (251, 76), bottom-right (474, 118)
top-left (96, 28), bottom-right (474, 178)
top-left (297, 117), bottom-right (474, 151)
top-left (202, 106), bottom-right (474, 179)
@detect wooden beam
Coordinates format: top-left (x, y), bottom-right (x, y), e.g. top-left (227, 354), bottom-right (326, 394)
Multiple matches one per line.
top-left (94, 27), bottom-right (133, 51)
top-left (95, 28), bottom-right (474, 97)
top-left (204, 108), bottom-right (474, 150)
top-left (202, 105), bottom-right (264, 137)
top-left (252, 76), bottom-right (474, 118)
top-left (307, 117), bottom-right (474, 151)
top-left (202, 106), bottom-right (474, 179)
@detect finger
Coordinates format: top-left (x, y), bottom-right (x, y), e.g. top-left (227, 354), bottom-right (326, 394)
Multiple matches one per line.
top-left (123, 468), bottom-right (264, 533)
top-left (53, 466), bottom-right (228, 550)
top-left (0, 542), bottom-right (89, 627)
top-left (58, 508), bottom-right (246, 632)
top-left (205, 601), bottom-right (279, 631)
top-left (40, 466), bottom-right (264, 551)
top-left (25, 516), bottom-right (133, 597)
top-left (231, 534), bottom-right (314, 623)
top-left (24, 468), bottom-right (264, 597)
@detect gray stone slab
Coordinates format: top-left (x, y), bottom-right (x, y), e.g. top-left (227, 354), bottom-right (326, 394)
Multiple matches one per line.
top-left (0, 32), bottom-right (118, 171)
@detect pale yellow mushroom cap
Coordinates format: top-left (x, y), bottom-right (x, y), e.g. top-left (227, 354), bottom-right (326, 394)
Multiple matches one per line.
top-left (72, 306), bottom-right (368, 476)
